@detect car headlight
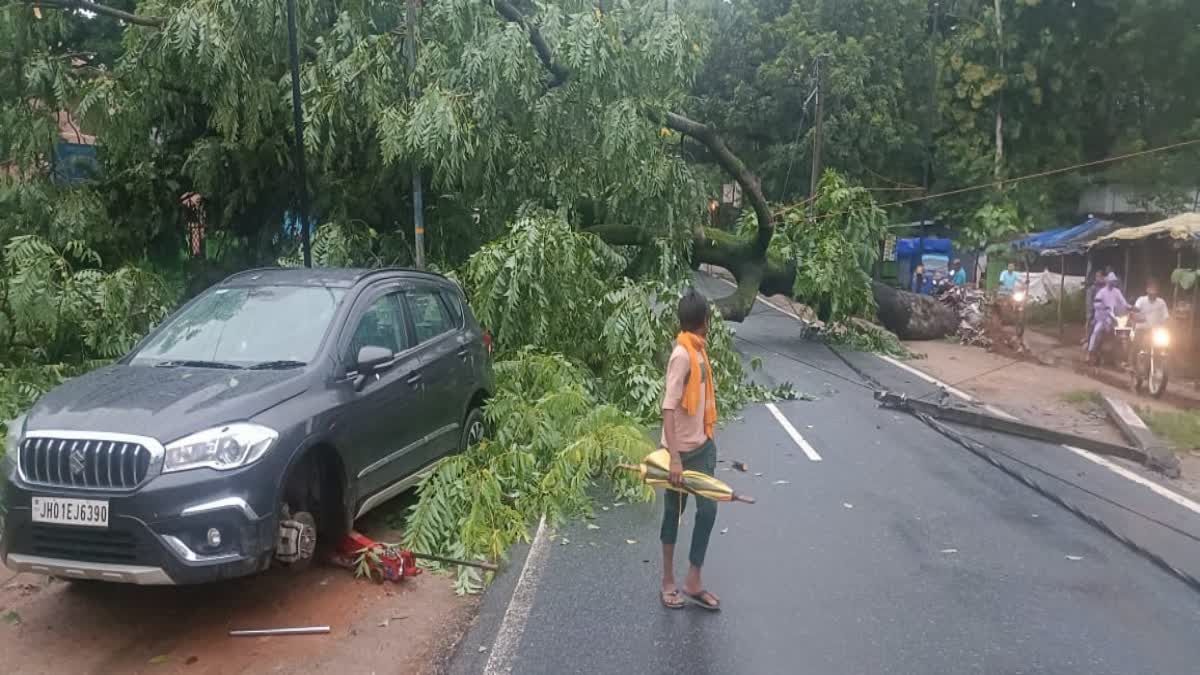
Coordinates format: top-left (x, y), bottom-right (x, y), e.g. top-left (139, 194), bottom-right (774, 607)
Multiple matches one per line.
top-left (4, 414), bottom-right (24, 471)
top-left (163, 423), bottom-right (278, 473)
top-left (1152, 328), bottom-right (1170, 348)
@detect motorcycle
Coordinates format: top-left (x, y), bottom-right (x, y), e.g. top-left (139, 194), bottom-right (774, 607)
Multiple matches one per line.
top-left (1009, 288), bottom-right (1027, 339)
top-left (1131, 323), bottom-right (1170, 398)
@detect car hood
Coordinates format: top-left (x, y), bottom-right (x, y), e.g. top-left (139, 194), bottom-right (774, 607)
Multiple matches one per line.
top-left (25, 364), bottom-right (311, 443)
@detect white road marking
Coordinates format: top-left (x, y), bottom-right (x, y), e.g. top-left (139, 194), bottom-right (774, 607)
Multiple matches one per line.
top-left (873, 355), bottom-right (1020, 420)
top-left (876, 354), bottom-right (976, 401)
top-left (765, 403), bottom-right (823, 461)
top-left (483, 515), bottom-right (550, 675)
top-left (1061, 445), bottom-right (1200, 516)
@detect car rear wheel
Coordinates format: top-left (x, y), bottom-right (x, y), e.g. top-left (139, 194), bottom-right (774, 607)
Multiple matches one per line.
top-left (461, 408), bottom-right (485, 452)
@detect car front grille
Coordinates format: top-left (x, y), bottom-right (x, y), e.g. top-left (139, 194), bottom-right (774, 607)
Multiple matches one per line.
top-left (19, 437), bottom-right (153, 490)
top-left (30, 524), bottom-right (141, 564)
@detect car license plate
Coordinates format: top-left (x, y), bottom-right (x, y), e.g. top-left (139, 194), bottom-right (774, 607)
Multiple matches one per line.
top-left (32, 497), bottom-right (109, 528)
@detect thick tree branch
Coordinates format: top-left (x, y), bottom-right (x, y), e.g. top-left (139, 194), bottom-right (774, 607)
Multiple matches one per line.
top-left (492, 0), bottom-right (568, 88)
top-left (662, 112), bottom-right (773, 257)
top-left (495, 1), bottom-right (815, 328)
top-left (29, 0), bottom-right (165, 27)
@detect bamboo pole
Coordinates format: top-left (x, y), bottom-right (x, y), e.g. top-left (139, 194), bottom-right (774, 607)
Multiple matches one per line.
top-left (1058, 254), bottom-right (1066, 337)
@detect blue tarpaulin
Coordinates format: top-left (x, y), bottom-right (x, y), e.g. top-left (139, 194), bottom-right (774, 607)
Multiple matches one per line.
top-left (896, 237), bottom-right (952, 257)
top-left (1010, 218), bottom-right (1121, 256)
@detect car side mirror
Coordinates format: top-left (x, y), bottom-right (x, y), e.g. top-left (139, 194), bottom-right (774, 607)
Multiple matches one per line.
top-left (353, 345), bottom-right (395, 390)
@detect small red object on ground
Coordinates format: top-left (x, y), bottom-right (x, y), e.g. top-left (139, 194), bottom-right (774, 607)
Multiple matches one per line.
top-left (330, 531), bottom-right (421, 582)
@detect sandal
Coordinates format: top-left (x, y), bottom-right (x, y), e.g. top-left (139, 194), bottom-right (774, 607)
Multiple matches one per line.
top-left (682, 589), bottom-right (721, 611)
top-left (660, 589), bottom-right (685, 609)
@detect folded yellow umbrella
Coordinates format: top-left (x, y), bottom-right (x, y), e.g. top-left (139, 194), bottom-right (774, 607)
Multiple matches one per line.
top-left (619, 449), bottom-right (756, 504)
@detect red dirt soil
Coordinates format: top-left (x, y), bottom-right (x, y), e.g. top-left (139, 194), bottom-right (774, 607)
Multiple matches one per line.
top-left (0, 543), bottom-right (476, 675)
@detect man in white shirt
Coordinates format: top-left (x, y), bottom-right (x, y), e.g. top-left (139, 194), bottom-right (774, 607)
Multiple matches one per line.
top-left (1134, 280), bottom-right (1170, 328)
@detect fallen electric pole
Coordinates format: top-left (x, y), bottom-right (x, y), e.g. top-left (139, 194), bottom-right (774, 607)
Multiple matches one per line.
top-left (874, 390), bottom-right (1181, 478)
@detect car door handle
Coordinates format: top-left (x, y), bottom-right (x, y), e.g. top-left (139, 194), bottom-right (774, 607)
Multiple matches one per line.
top-left (405, 373), bottom-right (423, 386)
top-left (456, 347), bottom-right (470, 359)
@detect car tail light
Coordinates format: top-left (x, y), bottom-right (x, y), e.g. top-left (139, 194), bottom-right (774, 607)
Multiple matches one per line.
top-left (482, 331), bottom-right (493, 354)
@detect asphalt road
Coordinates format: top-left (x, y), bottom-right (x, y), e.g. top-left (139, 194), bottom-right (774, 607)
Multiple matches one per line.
top-left (451, 278), bottom-right (1200, 675)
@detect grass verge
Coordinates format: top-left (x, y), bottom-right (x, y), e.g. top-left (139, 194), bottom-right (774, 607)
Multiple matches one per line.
top-left (1138, 407), bottom-right (1200, 451)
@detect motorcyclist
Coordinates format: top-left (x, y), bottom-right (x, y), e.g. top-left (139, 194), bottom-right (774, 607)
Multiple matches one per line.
top-left (1133, 280), bottom-right (1170, 329)
top-left (1087, 272), bottom-right (1130, 360)
top-left (1130, 280), bottom-right (1169, 361)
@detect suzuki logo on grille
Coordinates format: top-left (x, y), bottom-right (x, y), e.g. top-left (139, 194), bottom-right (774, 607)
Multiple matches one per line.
top-left (70, 446), bottom-right (87, 476)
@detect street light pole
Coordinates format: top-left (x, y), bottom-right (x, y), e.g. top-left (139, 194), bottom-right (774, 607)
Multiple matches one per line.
top-left (407, 0), bottom-right (426, 269)
top-left (285, 0), bottom-right (311, 267)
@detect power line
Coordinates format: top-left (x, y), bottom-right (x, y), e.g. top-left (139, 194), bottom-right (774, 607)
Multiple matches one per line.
top-left (785, 137), bottom-right (1200, 226)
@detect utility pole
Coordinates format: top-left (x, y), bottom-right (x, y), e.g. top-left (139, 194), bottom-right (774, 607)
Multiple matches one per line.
top-left (406, 0), bottom-right (426, 269)
top-left (922, 0), bottom-right (940, 233)
top-left (285, 0), bottom-right (311, 267)
top-left (808, 54), bottom-right (825, 200)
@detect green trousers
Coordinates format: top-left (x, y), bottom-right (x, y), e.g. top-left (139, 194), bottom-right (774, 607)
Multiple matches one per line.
top-left (659, 438), bottom-right (718, 568)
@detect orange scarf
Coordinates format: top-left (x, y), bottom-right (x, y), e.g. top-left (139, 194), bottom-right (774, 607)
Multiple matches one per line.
top-left (676, 331), bottom-right (717, 439)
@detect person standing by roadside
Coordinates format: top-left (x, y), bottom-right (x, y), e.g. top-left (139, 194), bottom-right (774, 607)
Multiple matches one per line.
top-left (912, 263), bottom-right (928, 295)
top-left (951, 259), bottom-right (967, 286)
top-left (659, 287), bottom-right (721, 611)
top-left (998, 262), bottom-right (1020, 295)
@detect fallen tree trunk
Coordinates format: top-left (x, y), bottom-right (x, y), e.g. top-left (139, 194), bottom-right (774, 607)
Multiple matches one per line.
top-left (871, 282), bottom-right (959, 340)
top-left (588, 224), bottom-right (957, 338)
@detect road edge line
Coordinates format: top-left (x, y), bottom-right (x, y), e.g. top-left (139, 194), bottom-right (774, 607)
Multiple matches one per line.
top-left (765, 402), bottom-right (823, 461)
top-left (1062, 445), bottom-right (1200, 516)
top-left (482, 514), bottom-right (550, 675)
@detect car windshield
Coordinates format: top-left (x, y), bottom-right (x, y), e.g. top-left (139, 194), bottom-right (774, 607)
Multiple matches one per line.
top-left (131, 285), bottom-right (345, 368)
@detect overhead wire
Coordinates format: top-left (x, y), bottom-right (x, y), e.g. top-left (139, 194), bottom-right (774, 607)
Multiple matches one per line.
top-left (788, 137), bottom-right (1200, 225)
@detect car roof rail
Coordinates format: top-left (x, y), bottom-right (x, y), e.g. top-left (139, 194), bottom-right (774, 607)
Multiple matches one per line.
top-left (219, 266), bottom-right (452, 287)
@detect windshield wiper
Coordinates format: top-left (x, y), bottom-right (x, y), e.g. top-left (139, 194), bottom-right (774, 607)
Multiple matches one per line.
top-left (246, 360), bottom-right (308, 371)
top-left (154, 359), bottom-right (243, 370)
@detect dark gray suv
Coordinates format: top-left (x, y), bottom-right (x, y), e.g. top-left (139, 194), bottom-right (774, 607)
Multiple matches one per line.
top-left (1, 267), bottom-right (493, 584)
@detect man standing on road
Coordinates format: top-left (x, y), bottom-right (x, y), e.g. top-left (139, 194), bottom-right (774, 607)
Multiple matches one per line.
top-left (659, 287), bottom-right (721, 611)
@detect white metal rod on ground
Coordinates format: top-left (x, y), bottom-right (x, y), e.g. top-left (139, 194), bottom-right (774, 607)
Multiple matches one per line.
top-left (229, 626), bottom-right (331, 637)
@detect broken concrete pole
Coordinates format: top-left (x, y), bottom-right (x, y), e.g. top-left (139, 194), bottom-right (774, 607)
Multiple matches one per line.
top-left (1101, 395), bottom-right (1181, 478)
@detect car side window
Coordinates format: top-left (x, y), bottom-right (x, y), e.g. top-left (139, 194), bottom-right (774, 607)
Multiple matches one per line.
top-left (408, 288), bottom-right (454, 344)
top-left (346, 293), bottom-right (408, 367)
top-left (440, 289), bottom-right (465, 329)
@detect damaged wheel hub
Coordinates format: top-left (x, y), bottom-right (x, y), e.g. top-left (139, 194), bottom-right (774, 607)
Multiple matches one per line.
top-left (276, 510), bottom-right (317, 564)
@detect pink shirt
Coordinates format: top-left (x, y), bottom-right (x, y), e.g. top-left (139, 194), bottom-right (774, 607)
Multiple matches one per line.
top-left (660, 345), bottom-right (709, 452)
